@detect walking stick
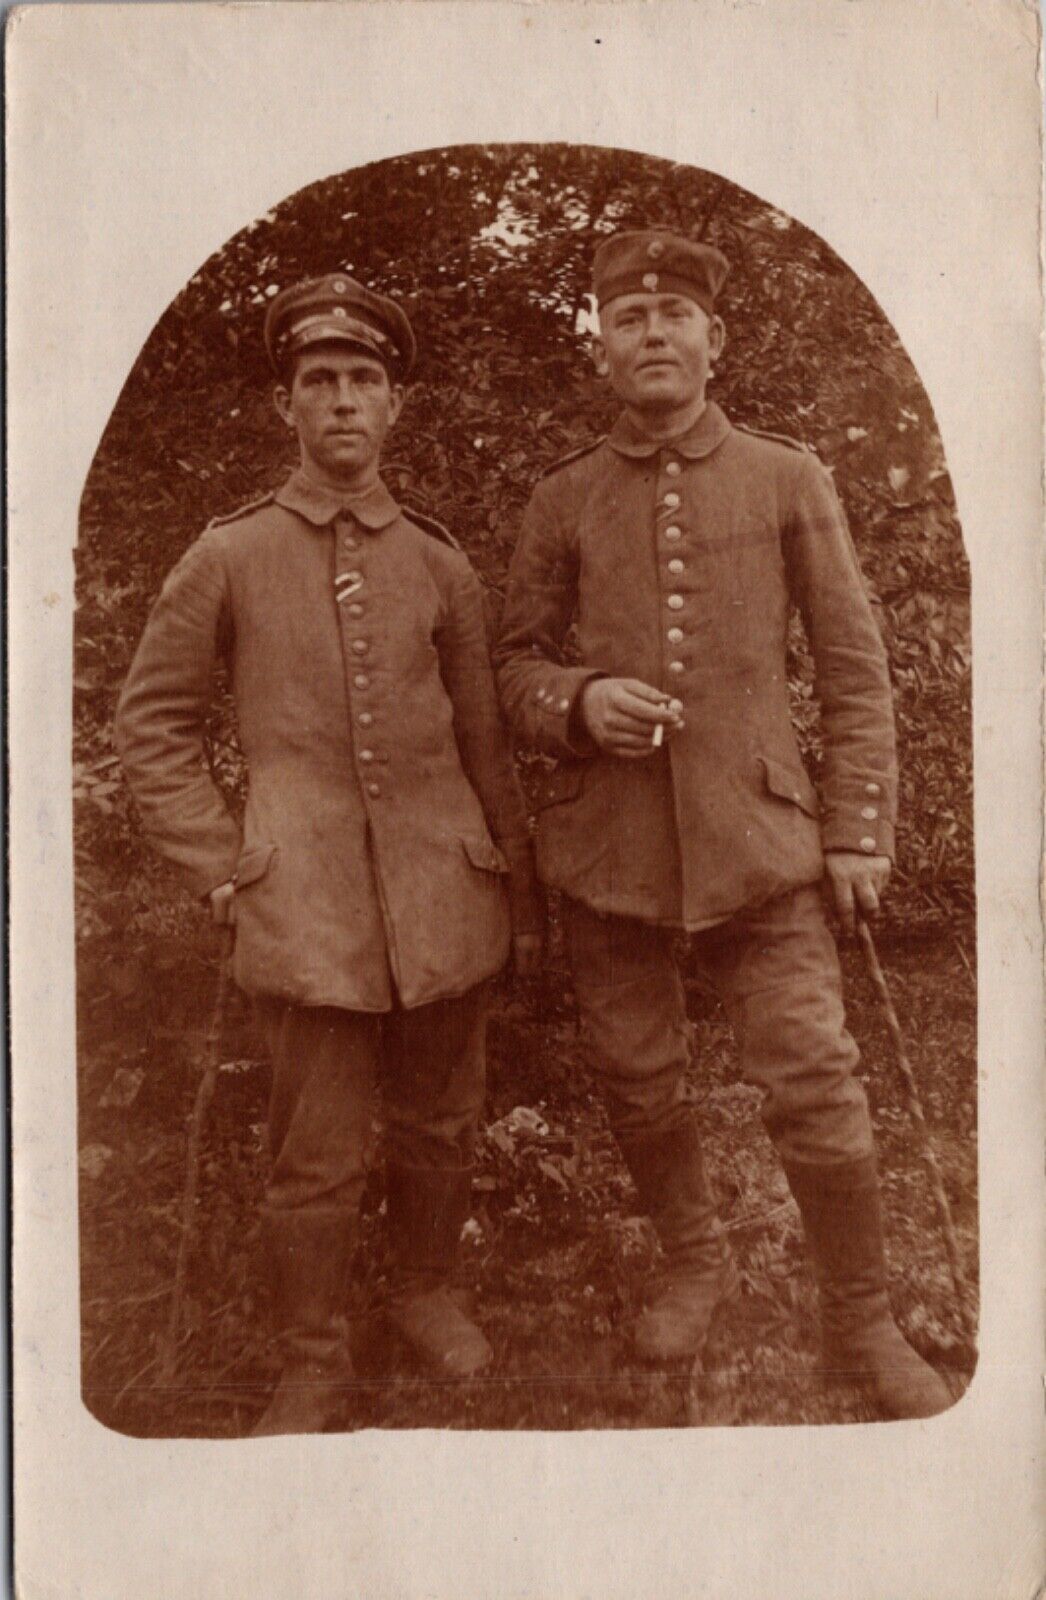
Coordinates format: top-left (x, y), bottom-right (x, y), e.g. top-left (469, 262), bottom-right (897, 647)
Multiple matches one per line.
top-left (855, 914), bottom-right (977, 1349)
top-left (157, 929), bottom-right (234, 1387)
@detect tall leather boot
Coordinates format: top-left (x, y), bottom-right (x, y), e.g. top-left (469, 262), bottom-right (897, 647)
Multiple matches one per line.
top-left (385, 1163), bottom-right (493, 1379)
top-left (784, 1157), bottom-right (953, 1419)
top-left (617, 1119), bottom-right (740, 1363)
top-left (251, 1207), bottom-right (357, 1437)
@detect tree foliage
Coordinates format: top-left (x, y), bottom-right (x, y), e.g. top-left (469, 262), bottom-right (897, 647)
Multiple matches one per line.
top-left (77, 144), bottom-right (972, 957)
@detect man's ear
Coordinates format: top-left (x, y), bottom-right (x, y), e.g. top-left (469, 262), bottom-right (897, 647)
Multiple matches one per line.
top-left (709, 315), bottom-right (726, 365)
top-left (388, 382), bottom-right (406, 426)
top-left (273, 383), bottom-right (294, 428)
top-left (591, 336), bottom-right (609, 378)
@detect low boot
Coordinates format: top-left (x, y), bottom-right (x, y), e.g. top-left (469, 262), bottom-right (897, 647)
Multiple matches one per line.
top-left (617, 1120), bottom-right (739, 1363)
top-left (385, 1163), bottom-right (493, 1380)
top-left (252, 1207), bottom-right (357, 1438)
top-left (784, 1157), bottom-right (953, 1420)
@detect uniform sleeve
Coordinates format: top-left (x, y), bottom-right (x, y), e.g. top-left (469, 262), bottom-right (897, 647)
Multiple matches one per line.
top-left (784, 455), bottom-right (898, 861)
top-left (438, 557), bottom-right (544, 936)
top-left (491, 478), bottom-right (605, 758)
top-left (113, 530), bottom-right (243, 898)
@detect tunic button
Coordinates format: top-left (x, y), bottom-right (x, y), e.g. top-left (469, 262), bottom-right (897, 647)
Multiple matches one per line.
top-left (342, 538), bottom-right (359, 552)
top-left (668, 660), bottom-right (685, 674)
top-left (352, 640), bottom-right (368, 655)
top-left (347, 602), bottom-right (364, 617)
top-left (859, 836), bottom-right (877, 853)
top-left (667, 627), bottom-right (684, 644)
top-left (359, 749), bottom-right (374, 763)
top-left (861, 805), bottom-right (878, 820)
top-left (367, 782), bottom-right (381, 797)
top-left (558, 698), bottom-right (569, 712)
top-left (665, 460), bottom-right (681, 477)
top-left (865, 782), bottom-right (881, 796)
top-left (664, 526), bottom-right (682, 542)
top-left (667, 594), bottom-right (684, 610)
top-left (353, 673), bottom-right (370, 688)
top-left (663, 492), bottom-right (681, 509)
top-left (358, 712), bottom-right (373, 727)
top-left (668, 559), bottom-right (684, 575)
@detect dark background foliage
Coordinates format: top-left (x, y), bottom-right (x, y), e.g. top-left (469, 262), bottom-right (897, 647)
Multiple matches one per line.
top-left (75, 147), bottom-right (975, 1435)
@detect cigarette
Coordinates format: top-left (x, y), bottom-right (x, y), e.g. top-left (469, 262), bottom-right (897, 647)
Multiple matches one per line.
top-left (651, 722), bottom-right (664, 748)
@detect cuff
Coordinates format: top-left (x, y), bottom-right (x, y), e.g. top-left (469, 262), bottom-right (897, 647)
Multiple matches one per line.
top-left (820, 814), bottom-right (895, 862)
top-left (819, 772), bottom-right (895, 861)
top-left (529, 667), bottom-right (605, 758)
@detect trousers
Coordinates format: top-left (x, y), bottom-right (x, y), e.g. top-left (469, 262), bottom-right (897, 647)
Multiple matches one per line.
top-left (256, 983), bottom-right (488, 1212)
top-left (564, 884), bottom-right (874, 1166)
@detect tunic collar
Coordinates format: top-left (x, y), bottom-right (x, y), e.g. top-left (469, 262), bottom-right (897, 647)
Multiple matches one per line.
top-left (607, 400), bottom-right (732, 460)
top-left (274, 468), bottom-right (401, 530)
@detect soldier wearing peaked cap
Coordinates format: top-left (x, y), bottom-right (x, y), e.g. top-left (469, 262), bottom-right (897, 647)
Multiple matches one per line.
top-left (263, 272), bottom-right (418, 376)
top-left (116, 272), bottom-right (543, 1434)
top-left (494, 229), bottom-right (951, 1418)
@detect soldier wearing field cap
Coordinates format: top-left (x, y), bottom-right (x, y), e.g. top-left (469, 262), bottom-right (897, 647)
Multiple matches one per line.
top-left (117, 273), bottom-right (543, 1434)
top-left (494, 229), bottom-right (951, 1417)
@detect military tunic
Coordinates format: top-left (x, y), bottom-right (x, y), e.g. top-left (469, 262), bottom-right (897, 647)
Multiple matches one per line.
top-left (493, 401), bottom-right (896, 930)
top-left (116, 469), bottom-right (540, 1012)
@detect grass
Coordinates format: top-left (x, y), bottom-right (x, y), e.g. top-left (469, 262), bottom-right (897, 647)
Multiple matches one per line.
top-left (78, 927), bottom-right (977, 1437)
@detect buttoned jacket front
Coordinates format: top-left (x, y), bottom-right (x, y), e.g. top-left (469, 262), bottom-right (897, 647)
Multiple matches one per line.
top-left (493, 403), bottom-right (897, 930)
top-left (116, 470), bottom-right (539, 1011)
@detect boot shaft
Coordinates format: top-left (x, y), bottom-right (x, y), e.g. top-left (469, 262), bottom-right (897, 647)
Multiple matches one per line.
top-left (782, 1157), bottom-right (955, 1418)
top-left (382, 1163), bottom-right (492, 1376)
top-left (261, 1206), bottom-right (357, 1349)
top-left (253, 1207), bottom-right (358, 1435)
top-left (616, 1117), bottom-right (730, 1272)
top-left (783, 1155), bottom-right (886, 1327)
top-left (385, 1163), bottom-right (472, 1288)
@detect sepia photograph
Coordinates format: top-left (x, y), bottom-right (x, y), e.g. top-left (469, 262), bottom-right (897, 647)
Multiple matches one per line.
top-left (10, 4), bottom-right (1042, 1596)
top-left (76, 145), bottom-right (977, 1438)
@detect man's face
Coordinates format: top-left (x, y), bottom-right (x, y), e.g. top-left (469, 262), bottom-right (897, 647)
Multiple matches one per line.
top-left (593, 293), bottom-right (725, 415)
top-left (274, 344), bottom-right (404, 485)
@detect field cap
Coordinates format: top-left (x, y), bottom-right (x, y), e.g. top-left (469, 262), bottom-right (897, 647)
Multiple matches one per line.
top-left (264, 273), bottom-right (416, 376)
top-left (592, 230), bottom-right (729, 315)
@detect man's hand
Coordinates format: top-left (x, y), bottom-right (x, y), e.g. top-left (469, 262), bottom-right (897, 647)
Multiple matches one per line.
top-left (824, 851), bottom-right (891, 933)
top-left (513, 932), bottom-right (544, 979)
top-left (209, 880), bottom-right (237, 926)
top-left (580, 678), bottom-right (684, 758)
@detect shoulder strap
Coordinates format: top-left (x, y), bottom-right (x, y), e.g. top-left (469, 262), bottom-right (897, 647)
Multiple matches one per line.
top-left (206, 490), bottom-right (276, 529)
top-left (538, 435), bottom-right (606, 480)
top-left (401, 505), bottom-right (461, 550)
top-left (733, 423), bottom-right (812, 453)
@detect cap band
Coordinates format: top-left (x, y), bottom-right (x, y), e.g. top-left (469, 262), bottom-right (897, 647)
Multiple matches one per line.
top-left (597, 271), bottom-right (716, 315)
top-left (276, 312), bottom-right (394, 361)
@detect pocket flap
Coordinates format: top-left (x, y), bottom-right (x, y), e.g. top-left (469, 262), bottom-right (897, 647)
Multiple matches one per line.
top-left (761, 757), bottom-right (820, 819)
top-left (533, 762), bottom-right (586, 811)
top-left (462, 834), bottom-right (510, 874)
top-left (233, 842), bottom-right (277, 889)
